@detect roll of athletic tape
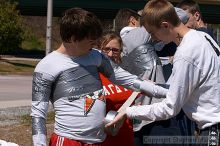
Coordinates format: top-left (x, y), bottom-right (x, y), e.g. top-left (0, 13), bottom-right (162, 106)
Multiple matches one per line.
top-left (104, 110), bottom-right (118, 125)
top-left (104, 110), bottom-right (118, 136)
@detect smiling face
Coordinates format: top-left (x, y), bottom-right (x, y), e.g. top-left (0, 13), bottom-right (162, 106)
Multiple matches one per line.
top-left (102, 39), bottom-right (122, 63)
top-left (100, 32), bottom-right (123, 64)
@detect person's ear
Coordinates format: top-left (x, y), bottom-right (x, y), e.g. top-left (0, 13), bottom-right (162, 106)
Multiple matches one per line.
top-left (194, 11), bottom-right (201, 21)
top-left (161, 22), bottom-right (169, 29)
top-left (129, 16), bottom-right (138, 26)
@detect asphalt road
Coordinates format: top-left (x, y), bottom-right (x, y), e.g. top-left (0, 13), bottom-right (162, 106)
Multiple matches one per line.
top-left (0, 75), bottom-right (32, 108)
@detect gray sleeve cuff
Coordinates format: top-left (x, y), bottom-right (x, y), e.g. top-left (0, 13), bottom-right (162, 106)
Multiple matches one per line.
top-left (126, 106), bottom-right (136, 119)
top-left (32, 117), bottom-right (47, 146)
top-left (132, 79), bottom-right (142, 91)
top-left (33, 133), bottom-right (47, 146)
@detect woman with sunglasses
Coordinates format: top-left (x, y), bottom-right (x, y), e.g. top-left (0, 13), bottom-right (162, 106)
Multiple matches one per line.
top-left (99, 31), bottom-right (136, 146)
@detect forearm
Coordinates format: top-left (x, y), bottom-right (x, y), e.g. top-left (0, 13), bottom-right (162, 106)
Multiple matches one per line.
top-left (125, 58), bottom-right (200, 122)
top-left (32, 117), bottom-right (47, 146)
top-left (31, 102), bottom-right (49, 146)
top-left (31, 72), bottom-right (53, 146)
top-left (126, 98), bottom-right (180, 122)
top-left (133, 79), bottom-right (168, 98)
top-left (109, 64), bottom-right (138, 89)
top-left (109, 62), bottom-right (168, 96)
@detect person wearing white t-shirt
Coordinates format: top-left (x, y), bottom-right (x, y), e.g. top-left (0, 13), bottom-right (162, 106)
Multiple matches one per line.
top-left (106, 0), bottom-right (220, 145)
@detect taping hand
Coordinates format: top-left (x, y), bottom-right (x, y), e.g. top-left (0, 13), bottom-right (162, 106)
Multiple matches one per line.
top-left (105, 110), bottom-right (127, 131)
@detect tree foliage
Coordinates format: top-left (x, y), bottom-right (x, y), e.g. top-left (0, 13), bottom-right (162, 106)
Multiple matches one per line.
top-left (0, 0), bottom-right (23, 54)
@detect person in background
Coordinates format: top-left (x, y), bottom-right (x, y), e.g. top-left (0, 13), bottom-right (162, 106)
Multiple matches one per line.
top-left (106, 0), bottom-right (220, 145)
top-left (99, 32), bottom-right (123, 64)
top-left (177, 0), bottom-right (217, 42)
top-left (31, 7), bottom-right (162, 146)
top-left (178, 0), bottom-right (205, 29)
top-left (99, 31), bottom-right (135, 146)
top-left (114, 8), bottom-right (184, 146)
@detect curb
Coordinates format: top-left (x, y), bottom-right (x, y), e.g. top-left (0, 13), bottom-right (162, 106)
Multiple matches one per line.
top-left (0, 56), bottom-right (41, 61)
top-left (0, 100), bottom-right (31, 109)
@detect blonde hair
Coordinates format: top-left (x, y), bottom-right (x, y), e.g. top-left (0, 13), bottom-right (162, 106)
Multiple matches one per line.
top-left (100, 32), bottom-right (122, 51)
top-left (99, 31), bottom-right (123, 63)
top-left (141, 0), bottom-right (181, 28)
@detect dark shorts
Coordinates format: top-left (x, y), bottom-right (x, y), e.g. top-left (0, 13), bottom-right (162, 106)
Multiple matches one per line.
top-left (196, 123), bottom-right (220, 146)
top-left (134, 110), bottom-right (196, 146)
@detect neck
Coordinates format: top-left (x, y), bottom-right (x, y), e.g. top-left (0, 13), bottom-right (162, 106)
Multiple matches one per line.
top-left (173, 23), bottom-right (190, 45)
top-left (57, 43), bottom-right (81, 57)
top-left (197, 20), bottom-right (206, 28)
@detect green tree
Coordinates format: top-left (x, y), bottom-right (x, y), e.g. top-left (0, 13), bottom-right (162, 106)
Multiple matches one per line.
top-left (0, 0), bottom-right (23, 54)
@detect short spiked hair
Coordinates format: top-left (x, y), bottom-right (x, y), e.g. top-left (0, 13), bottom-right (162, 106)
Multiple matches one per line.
top-left (141, 0), bottom-right (181, 28)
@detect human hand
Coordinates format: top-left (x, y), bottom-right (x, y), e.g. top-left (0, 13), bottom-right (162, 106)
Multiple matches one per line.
top-left (104, 110), bottom-right (127, 135)
top-left (169, 56), bottom-right (174, 64)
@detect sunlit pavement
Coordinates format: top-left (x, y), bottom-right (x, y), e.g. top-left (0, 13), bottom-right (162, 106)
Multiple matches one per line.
top-left (0, 75), bottom-right (32, 108)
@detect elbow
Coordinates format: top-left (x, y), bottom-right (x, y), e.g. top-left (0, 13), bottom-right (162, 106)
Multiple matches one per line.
top-left (164, 103), bottom-right (181, 119)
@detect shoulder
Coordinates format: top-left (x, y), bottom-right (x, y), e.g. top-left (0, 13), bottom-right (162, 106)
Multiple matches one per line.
top-left (90, 48), bottom-right (107, 64)
top-left (121, 27), bottom-right (152, 53)
top-left (34, 51), bottom-right (73, 77)
top-left (174, 30), bottom-right (213, 65)
top-left (127, 26), bottom-right (151, 41)
top-left (177, 30), bottom-right (205, 53)
top-left (35, 51), bottom-right (58, 70)
top-left (174, 30), bottom-right (200, 63)
top-left (178, 29), bottom-right (216, 52)
top-left (90, 48), bottom-right (102, 58)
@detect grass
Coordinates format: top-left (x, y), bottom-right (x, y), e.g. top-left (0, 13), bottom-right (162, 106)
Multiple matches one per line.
top-left (20, 111), bottom-right (55, 125)
top-left (0, 111), bottom-right (55, 145)
top-left (0, 59), bottom-right (39, 75)
top-left (22, 32), bottom-right (44, 51)
top-left (0, 123), bottom-right (54, 146)
top-left (0, 57), bottom-right (55, 145)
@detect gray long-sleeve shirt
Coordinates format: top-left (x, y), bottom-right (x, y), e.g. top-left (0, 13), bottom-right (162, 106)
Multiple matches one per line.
top-left (120, 26), bottom-right (166, 131)
top-left (31, 49), bottom-right (138, 145)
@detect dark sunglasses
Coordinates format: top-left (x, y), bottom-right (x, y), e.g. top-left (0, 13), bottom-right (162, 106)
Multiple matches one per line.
top-left (102, 47), bottom-right (121, 54)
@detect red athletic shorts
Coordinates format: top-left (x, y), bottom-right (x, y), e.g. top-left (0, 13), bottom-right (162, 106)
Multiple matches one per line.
top-left (49, 133), bottom-right (106, 146)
